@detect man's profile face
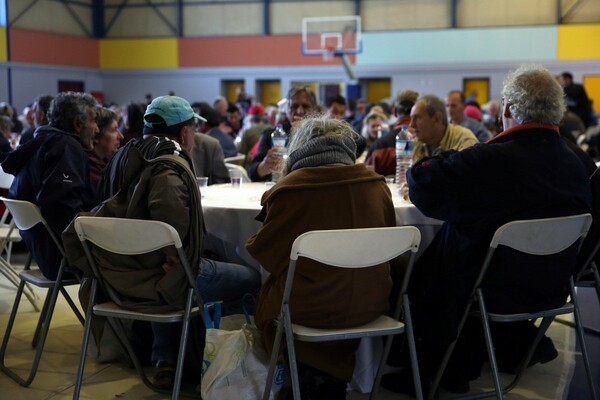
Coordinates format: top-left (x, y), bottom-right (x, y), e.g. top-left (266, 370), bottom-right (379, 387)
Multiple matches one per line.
top-left (445, 92), bottom-right (464, 123)
top-left (181, 123), bottom-right (195, 153)
top-left (329, 102), bottom-right (346, 120)
top-left (367, 116), bottom-right (383, 140)
top-left (288, 91), bottom-right (315, 124)
top-left (559, 75), bottom-right (571, 88)
top-left (228, 110), bottom-right (242, 127)
top-left (77, 106), bottom-right (99, 151)
top-left (410, 101), bottom-right (439, 145)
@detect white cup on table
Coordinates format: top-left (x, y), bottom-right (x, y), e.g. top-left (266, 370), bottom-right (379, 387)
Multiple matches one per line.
top-left (197, 176), bottom-right (208, 197)
top-left (229, 169), bottom-right (243, 188)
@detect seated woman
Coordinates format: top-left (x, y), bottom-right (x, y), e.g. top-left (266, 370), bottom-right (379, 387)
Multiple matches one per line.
top-left (246, 116), bottom-right (396, 399)
top-left (88, 107), bottom-right (124, 190)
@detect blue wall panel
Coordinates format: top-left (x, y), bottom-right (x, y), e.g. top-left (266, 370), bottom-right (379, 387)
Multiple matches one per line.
top-left (357, 26), bottom-right (557, 66)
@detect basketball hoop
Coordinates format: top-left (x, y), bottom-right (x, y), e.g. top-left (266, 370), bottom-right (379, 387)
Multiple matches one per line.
top-left (323, 47), bottom-right (336, 62)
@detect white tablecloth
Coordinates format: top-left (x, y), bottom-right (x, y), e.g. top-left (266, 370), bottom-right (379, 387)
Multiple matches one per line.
top-left (201, 182), bottom-right (442, 268)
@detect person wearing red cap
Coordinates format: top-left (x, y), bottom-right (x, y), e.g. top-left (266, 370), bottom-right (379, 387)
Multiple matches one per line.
top-left (463, 104), bottom-right (482, 122)
top-left (239, 104), bottom-right (270, 167)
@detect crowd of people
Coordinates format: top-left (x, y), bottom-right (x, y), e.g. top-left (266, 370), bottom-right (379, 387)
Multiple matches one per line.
top-left (0, 64), bottom-right (599, 399)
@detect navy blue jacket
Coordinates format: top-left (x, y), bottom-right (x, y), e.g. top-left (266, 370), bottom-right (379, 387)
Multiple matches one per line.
top-left (2, 125), bottom-right (95, 280)
top-left (407, 123), bottom-right (592, 347)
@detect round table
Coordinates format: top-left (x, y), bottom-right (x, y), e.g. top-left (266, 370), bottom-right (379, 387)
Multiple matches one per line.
top-left (201, 182), bottom-right (442, 269)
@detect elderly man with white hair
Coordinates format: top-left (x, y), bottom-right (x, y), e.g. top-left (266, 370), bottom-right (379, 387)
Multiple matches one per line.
top-left (382, 64), bottom-right (593, 395)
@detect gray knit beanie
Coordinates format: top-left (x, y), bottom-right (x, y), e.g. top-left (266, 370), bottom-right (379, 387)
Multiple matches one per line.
top-left (287, 135), bottom-right (357, 172)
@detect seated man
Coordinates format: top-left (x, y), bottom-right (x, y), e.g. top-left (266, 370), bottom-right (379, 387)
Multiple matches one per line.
top-left (191, 132), bottom-right (230, 185)
top-left (70, 95), bottom-right (261, 389)
top-left (383, 64), bottom-right (592, 395)
top-left (409, 94), bottom-right (479, 163)
top-left (445, 90), bottom-right (492, 142)
top-left (247, 85), bottom-right (317, 182)
top-left (3, 91), bottom-right (98, 280)
top-left (365, 89), bottom-right (418, 176)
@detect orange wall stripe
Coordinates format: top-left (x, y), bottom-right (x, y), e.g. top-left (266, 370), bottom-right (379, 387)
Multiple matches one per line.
top-left (179, 35), bottom-right (346, 67)
top-left (10, 28), bottom-right (98, 68)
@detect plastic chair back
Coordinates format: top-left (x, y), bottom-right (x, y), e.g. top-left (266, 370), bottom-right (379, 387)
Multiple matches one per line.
top-left (225, 163), bottom-right (251, 183)
top-left (0, 167), bottom-right (13, 190)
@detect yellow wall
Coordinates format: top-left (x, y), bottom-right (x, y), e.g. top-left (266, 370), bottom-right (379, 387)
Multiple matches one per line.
top-left (583, 75), bottom-right (600, 116)
top-left (99, 38), bottom-right (178, 69)
top-left (260, 81), bottom-right (281, 106)
top-left (366, 79), bottom-right (391, 104)
top-left (557, 25), bottom-right (600, 60)
top-left (0, 27), bottom-right (6, 62)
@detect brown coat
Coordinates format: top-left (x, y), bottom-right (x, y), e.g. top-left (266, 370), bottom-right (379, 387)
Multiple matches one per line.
top-left (246, 164), bottom-right (396, 381)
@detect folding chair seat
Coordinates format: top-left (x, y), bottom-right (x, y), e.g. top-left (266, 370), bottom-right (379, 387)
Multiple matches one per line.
top-left (0, 197), bottom-right (84, 387)
top-left (72, 216), bottom-right (201, 400)
top-left (430, 213), bottom-right (597, 400)
top-left (262, 226), bottom-right (423, 400)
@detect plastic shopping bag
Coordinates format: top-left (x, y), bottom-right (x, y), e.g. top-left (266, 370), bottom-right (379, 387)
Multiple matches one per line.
top-left (200, 302), bottom-right (284, 400)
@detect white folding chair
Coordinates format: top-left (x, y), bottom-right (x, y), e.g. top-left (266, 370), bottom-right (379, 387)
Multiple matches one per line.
top-left (0, 168), bottom-right (21, 261)
top-left (72, 216), bottom-right (201, 400)
top-left (430, 213), bottom-right (597, 400)
top-left (0, 170), bottom-right (31, 302)
top-left (0, 197), bottom-right (84, 387)
top-left (262, 226), bottom-right (423, 400)
top-left (226, 162), bottom-right (251, 182)
top-left (224, 153), bottom-right (246, 166)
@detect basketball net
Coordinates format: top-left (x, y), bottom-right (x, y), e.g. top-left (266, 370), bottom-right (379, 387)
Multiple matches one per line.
top-left (322, 47), bottom-right (336, 62)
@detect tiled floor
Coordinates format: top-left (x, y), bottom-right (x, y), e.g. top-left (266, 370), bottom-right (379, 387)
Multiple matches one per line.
top-left (0, 251), bottom-right (598, 399)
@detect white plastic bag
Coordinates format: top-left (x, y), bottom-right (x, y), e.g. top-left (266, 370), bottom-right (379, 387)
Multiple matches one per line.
top-left (200, 302), bottom-right (284, 400)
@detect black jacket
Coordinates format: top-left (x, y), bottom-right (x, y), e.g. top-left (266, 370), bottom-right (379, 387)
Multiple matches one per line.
top-left (2, 125), bottom-right (95, 279)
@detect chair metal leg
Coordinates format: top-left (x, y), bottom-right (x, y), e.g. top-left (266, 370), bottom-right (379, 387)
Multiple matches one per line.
top-left (403, 295), bottom-right (424, 400)
top-left (0, 256), bottom-right (38, 311)
top-left (0, 261), bottom-right (67, 387)
top-left (171, 289), bottom-right (194, 400)
top-left (73, 279), bottom-right (98, 400)
top-left (571, 279), bottom-right (599, 400)
top-left (32, 288), bottom-right (52, 348)
top-left (502, 317), bottom-right (553, 393)
top-left (0, 280), bottom-right (27, 370)
top-left (476, 291), bottom-right (503, 400)
top-left (60, 286), bottom-right (85, 326)
top-left (263, 313), bottom-right (286, 400)
top-left (430, 296), bottom-right (476, 400)
top-left (284, 306), bottom-right (302, 400)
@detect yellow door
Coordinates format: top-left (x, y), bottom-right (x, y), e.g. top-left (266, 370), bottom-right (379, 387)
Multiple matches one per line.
top-left (366, 79), bottom-right (391, 104)
top-left (259, 80), bottom-right (281, 106)
top-left (463, 78), bottom-right (489, 105)
top-left (583, 75), bottom-right (600, 116)
top-left (225, 81), bottom-right (244, 104)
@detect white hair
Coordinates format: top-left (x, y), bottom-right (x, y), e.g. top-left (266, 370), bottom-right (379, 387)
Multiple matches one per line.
top-left (501, 64), bottom-right (566, 125)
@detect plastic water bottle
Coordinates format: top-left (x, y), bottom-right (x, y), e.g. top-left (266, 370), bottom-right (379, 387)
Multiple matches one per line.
top-left (271, 124), bottom-right (287, 182)
top-left (271, 124), bottom-right (287, 154)
top-left (395, 126), bottom-right (414, 186)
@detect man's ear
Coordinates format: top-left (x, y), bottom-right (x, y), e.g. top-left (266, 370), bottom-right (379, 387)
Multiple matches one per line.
top-left (72, 116), bottom-right (82, 134)
top-left (503, 103), bottom-right (512, 119)
top-left (179, 125), bottom-right (190, 147)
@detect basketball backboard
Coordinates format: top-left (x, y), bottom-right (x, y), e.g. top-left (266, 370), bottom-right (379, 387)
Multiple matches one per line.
top-left (302, 16), bottom-right (362, 57)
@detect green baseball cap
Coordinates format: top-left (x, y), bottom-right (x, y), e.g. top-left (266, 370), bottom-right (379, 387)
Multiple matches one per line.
top-left (144, 95), bottom-right (206, 128)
